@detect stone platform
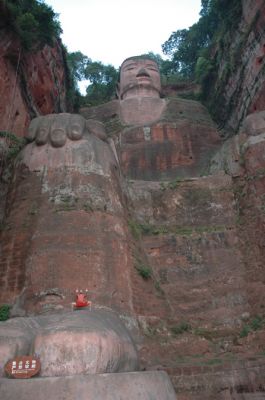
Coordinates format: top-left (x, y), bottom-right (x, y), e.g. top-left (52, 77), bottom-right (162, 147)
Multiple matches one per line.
top-left (0, 371), bottom-right (176, 400)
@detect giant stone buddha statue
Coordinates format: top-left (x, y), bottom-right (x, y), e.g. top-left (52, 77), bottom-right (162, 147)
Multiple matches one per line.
top-left (81, 55), bottom-right (221, 180)
top-left (0, 56), bottom-right (179, 400)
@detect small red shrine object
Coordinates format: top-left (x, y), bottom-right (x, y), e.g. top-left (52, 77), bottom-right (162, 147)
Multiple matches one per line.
top-left (72, 289), bottom-right (92, 310)
top-left (5, 355), bottom-right (41, 379)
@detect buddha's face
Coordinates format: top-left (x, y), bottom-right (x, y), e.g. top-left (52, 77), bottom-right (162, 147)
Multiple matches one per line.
top-left (119, 58), bottom-right (161, 100)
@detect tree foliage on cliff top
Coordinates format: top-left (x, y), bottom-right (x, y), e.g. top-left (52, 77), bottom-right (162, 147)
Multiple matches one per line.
top-left (3, 0), bottom-right (62, 49)
top-left (65, 51), bottom-right (119, 108)
top-left (85, 61), bottom-right (119, 106)
top-left (162, 0), bottom-right (242, 80)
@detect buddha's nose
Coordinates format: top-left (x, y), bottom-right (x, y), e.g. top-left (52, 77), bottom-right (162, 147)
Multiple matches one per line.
top-left (136, 68), bottom-right (150, 78)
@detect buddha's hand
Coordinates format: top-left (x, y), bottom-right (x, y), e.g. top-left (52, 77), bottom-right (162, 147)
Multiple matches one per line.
top-left (26, 113), bottom-right (88, 148)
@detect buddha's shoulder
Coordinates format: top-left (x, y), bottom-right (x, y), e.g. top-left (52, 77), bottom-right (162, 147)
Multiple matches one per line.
top-left (161, 97), bottom-right (214, 124)
top-left (80, 100), bottom-right (119, 123)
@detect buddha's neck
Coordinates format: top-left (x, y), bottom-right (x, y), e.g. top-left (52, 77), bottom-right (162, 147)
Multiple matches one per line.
top-left (122, 86), bottom-right (160, 100)
top-left (119, 96), bottom-right (166, 125)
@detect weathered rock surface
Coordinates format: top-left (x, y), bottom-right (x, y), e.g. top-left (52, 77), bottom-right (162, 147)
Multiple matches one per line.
top-left (129, 174), bottom-right (247, 328)
top-left (169, 356), bottom-right (265, 399)
top-left (0, 310), bottom-right (138, 377)
top-left (0, 26), bottom-right (67, 137)
top-left (0, 371), bottom-right (176, 400)
top-left (208, 111), bottom-right (265, 319)
top-left (123, 109), bottom-right (265, 398)
top-left (205, 0), bottom-right (265, 132)
top-left (242, 110), bottom-right (265, 136)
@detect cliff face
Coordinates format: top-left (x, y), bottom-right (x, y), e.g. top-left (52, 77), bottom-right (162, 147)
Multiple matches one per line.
top-left (1, 98), bottom-right (265, 399)
top-left (205, 0), bottom-right (265, 133)
top-left (0, 30), bottom-right (68, 137)
top-left (1, 3), bottom-right (265, 399)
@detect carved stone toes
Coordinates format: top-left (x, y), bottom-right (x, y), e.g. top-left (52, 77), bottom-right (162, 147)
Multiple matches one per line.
top-left (26, 117), bottom-right (39, 142)
top-left (49, 128), bottom-right (67, 147)
top-left (35, 116), bottom-right (52, 146)
top-left (49, 114), bottom-right (69, 147)
top-left (28, 114), bottom-right (88, 148)
top-left (67, 114), bottom-right (85, 141)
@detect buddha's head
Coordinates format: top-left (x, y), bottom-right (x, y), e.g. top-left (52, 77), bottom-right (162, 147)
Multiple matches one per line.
top-left (118, 56), bottom-right (161, 100)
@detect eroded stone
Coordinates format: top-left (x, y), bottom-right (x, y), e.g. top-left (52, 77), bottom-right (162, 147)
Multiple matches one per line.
top-left (242, 111), bottom-right (265, 136)
top-left (0, 371), bottom-right (176, 400)
top-left (0, 310), bottom-right (138, 377)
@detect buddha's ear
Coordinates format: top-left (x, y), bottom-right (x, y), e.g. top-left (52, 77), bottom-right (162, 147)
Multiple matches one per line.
top-left (116, 82), bottom-right (121, 100)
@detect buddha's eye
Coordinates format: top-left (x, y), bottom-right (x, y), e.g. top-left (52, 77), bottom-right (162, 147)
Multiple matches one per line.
top-left (123, 64), bottom-right (136, 72)
top-left (147, 67), bottom-right (158, 72)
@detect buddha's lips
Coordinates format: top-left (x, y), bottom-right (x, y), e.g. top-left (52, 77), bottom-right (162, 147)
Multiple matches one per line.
top-left (137, 76), bottom-right (151, 82)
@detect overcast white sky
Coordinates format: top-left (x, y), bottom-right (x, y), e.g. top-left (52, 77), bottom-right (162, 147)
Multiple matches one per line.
top-left (45, 0), bottom-right (201, 68)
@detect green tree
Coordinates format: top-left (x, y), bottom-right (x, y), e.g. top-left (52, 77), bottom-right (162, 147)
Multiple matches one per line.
top-left (195, 56), bottom-right (214, 83)
top-left (4, 0), bottom-right (62, 49)
top-left (162, 18), bottom-right (212, 79)
top-left (15, 12), bottom-right (39, 48)
top-left (66, 51), bottom-right (91, 89)
top-left (161, 0), bottom-right (242, 79)
top-left (84, 62), bottom-right (118, 106)
top-left (64, 52), bottom-right (119, 109)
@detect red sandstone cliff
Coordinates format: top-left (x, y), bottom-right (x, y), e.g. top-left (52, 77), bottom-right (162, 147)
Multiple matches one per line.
top-left (0, 2), bottom-right (265, 399)
top-left (205, 0), bottom-right (265, 133)
top-left (0, 25), bottom-right (68, 137)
